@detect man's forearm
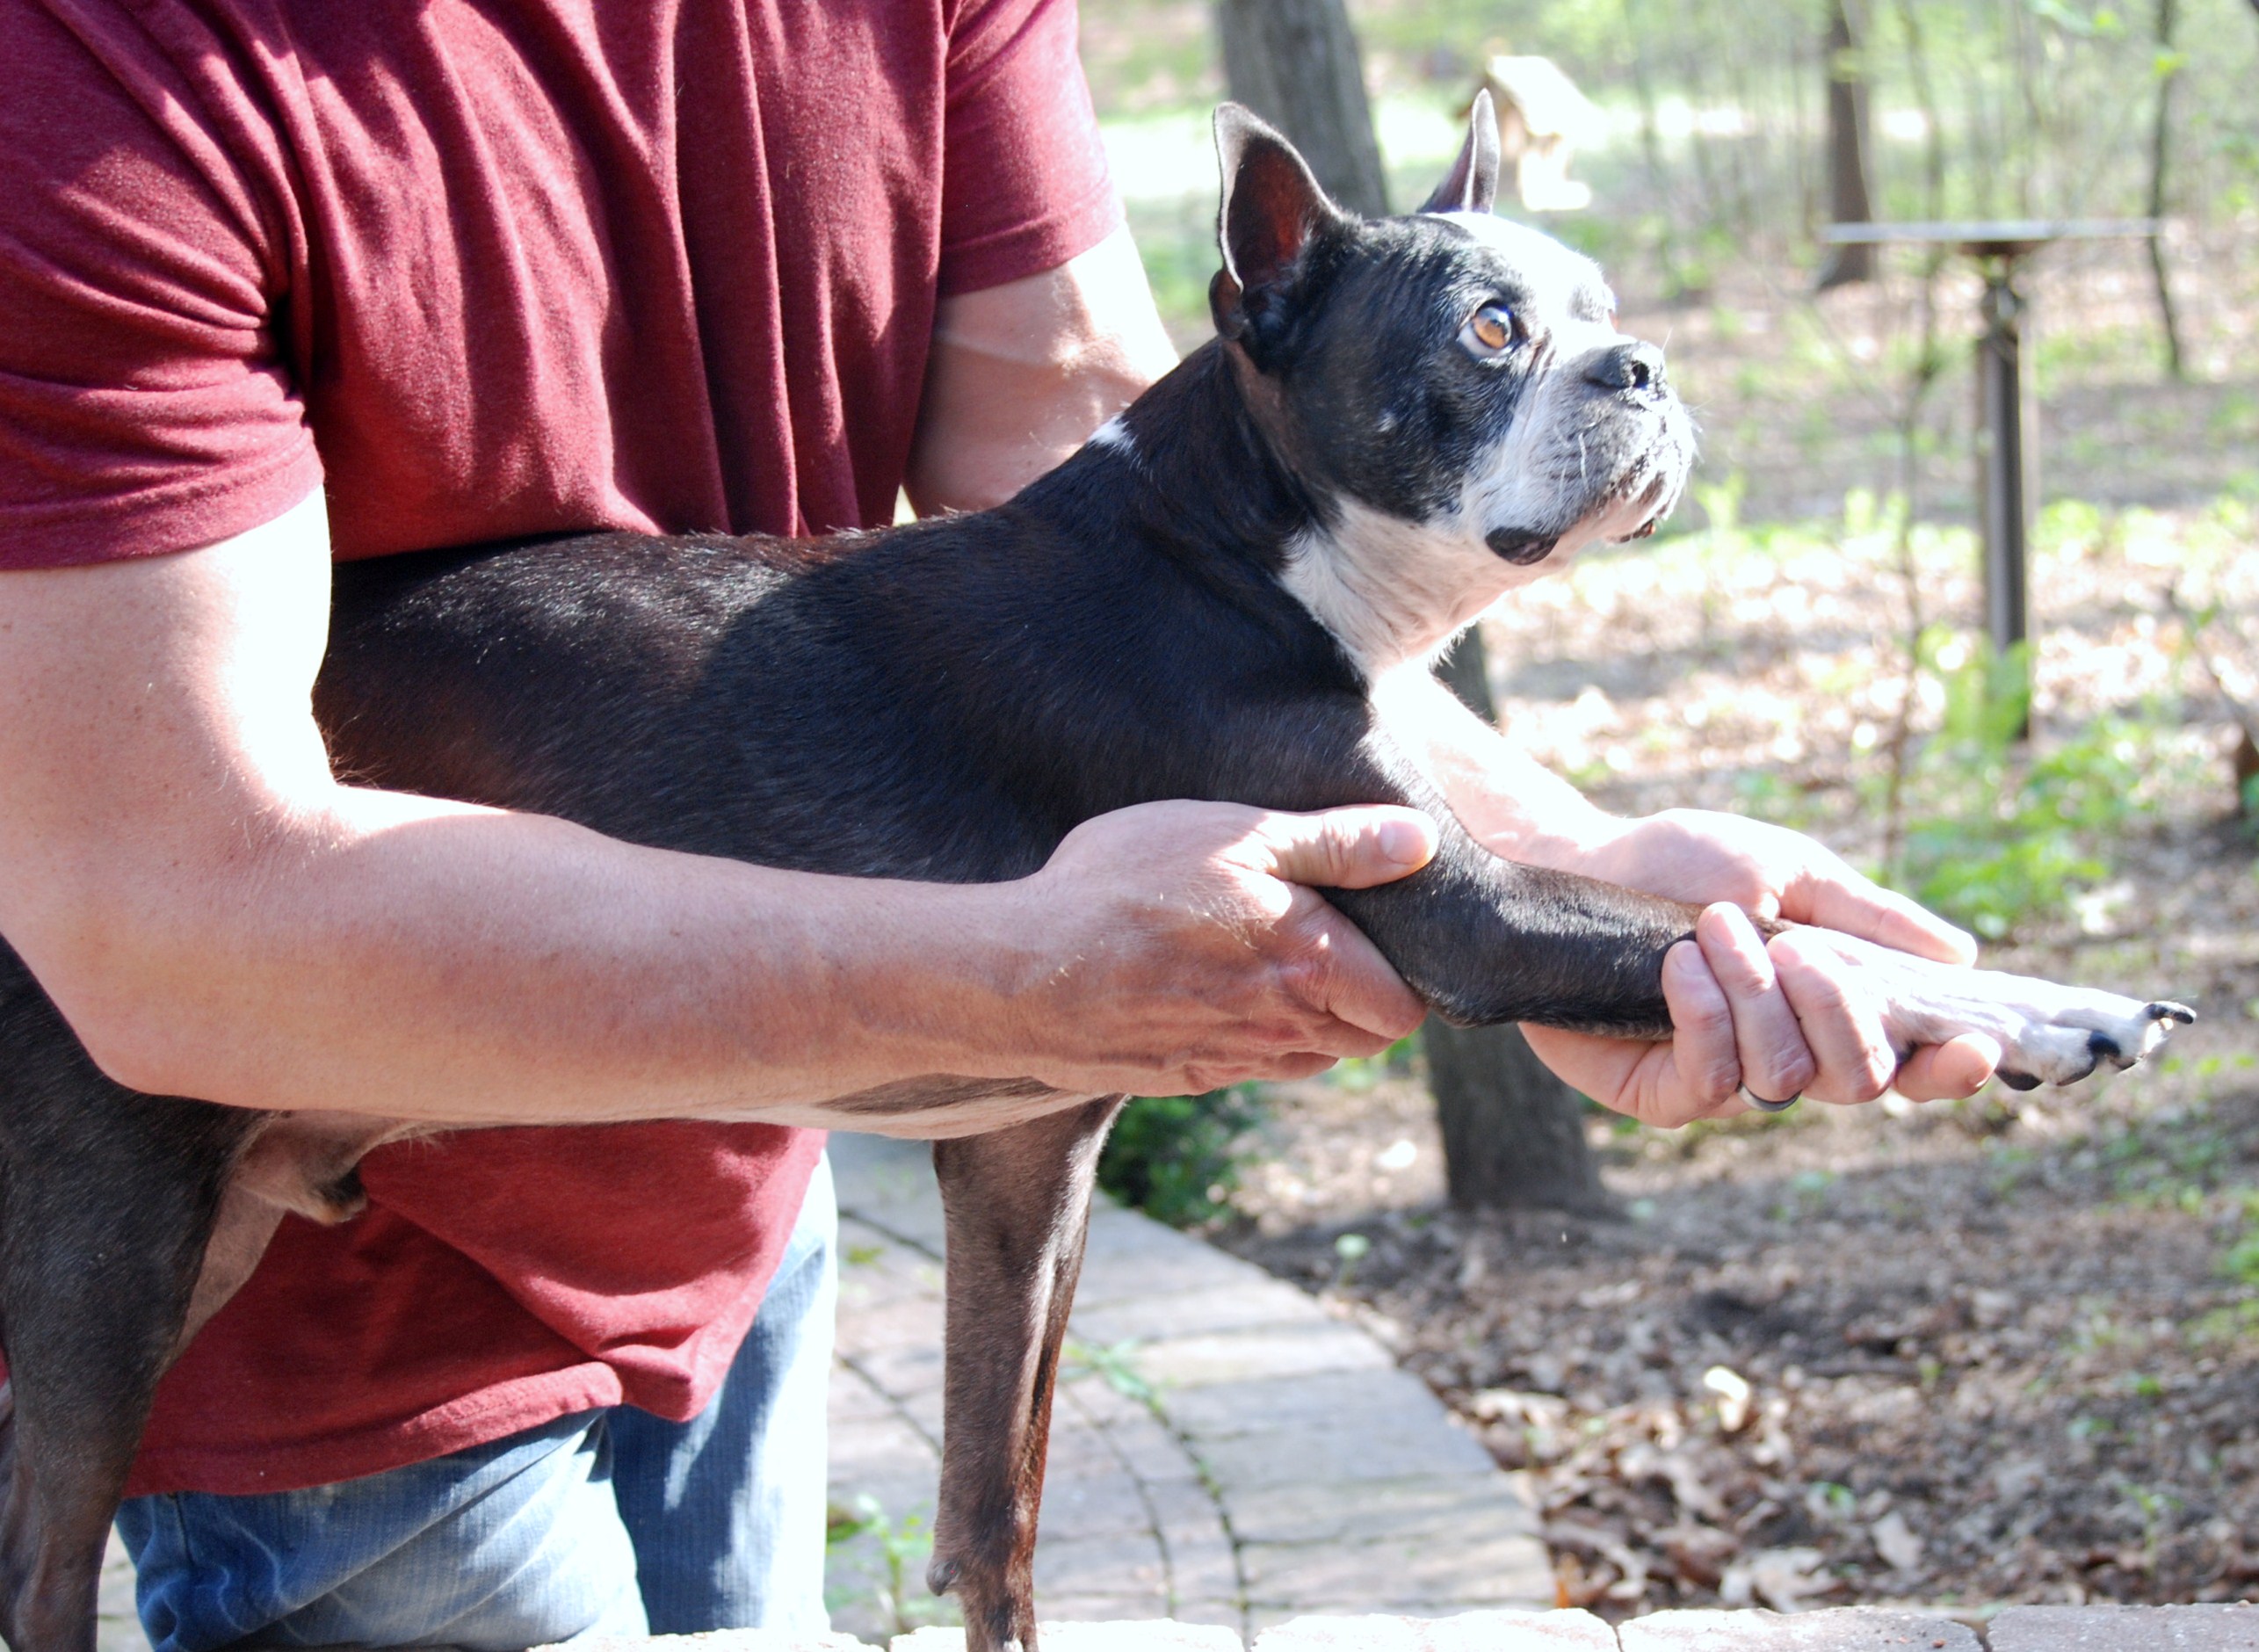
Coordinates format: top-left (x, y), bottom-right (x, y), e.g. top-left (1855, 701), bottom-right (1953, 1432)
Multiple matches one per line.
top-left (1386, 666), bottom-right (1624, 871)
top-left (25, 782), bottom-right (1432, 1128)
top-left (51, 785), bottom-right (1054, 1125)
top-left (0, 508), bottom-right (1054, 1127)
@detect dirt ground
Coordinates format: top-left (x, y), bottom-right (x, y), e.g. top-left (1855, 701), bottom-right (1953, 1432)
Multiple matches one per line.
top-left (1224, 1061), bottom-right (2259, 1616)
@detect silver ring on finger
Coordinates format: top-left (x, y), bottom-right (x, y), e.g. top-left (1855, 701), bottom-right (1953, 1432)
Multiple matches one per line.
top-left (1739, 1084), bottom-right (1801, 1113)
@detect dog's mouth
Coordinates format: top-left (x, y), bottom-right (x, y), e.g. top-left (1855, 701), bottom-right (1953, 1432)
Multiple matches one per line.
top-left (1475, 387), bottom-right (1696, 565)
top-left (1594, 407), bottom-right (1696, 545)
top-left (1484, 461), bottom-right (1685, 564)
top-left (1610, 471), bottom-right (1679, 543)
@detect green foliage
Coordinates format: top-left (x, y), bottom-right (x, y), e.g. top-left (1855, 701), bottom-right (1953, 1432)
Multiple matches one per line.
top-left (1332, 1230), bottom-right (1373, 1288)
top-left (1097, 1084), bottom-right (1266, 1228)
top-left (1879, 627), bottom-right (2170, 939)
top-left (1769, 1167), bottom-right (1840, 1221)
top-left (1082, 0), bottom-right (2259, 359)
top-left (825, 1496), bottom-right (955, 1635)
top-left (2186, 1297), bottom-right (2259, 1346)
top-left (1806, 1479), bottom-right (1860, 1521)
top-left (1063, 1335), bottom-right (1156, 1404)
top-left (1324, 1032), bottom-right (1420, 1092)
top-left (2219, 1191), bottom-right (2259, 1286)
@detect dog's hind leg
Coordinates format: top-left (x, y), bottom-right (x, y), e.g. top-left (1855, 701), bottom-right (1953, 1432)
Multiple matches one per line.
top-left (0, 1001), bottom-right (260, 1652)
top-left (926, 1097), bottom-right (1123, 1652)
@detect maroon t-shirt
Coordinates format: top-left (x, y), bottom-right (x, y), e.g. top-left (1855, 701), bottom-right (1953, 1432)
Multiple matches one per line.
top-left (0, 0), bottom-right (1119, 1496)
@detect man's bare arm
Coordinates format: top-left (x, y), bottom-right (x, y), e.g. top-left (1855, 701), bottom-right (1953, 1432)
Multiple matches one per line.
top-left (907, 225), bottom-right (1179, 515)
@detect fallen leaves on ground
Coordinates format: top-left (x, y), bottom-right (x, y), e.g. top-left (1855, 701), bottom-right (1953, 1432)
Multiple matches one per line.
top-left (1223, 1078), bottom-right (2259, 1619)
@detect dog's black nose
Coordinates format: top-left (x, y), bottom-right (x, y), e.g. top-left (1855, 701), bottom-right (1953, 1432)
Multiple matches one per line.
top-left (1586, 342), bottom-right (1668, 395)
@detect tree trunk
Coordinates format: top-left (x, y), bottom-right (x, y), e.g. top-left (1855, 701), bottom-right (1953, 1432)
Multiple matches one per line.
top-left (2147, 0), bottom-right (2187, 380)
top-left (1423, 631), bottom-right (1613, 1215)
top-left (1815, 0), bottom-right (1878, 288)
top-left (1214, 0), bottom-right (1390, 216)
top-left (1213, 0), bottom-right (1606, 1215)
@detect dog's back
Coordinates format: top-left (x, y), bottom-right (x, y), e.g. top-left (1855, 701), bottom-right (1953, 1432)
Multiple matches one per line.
top-left (315, 418), bottom-right (1366, 892)
top-left (322, 527), bottom-right (1066, 884)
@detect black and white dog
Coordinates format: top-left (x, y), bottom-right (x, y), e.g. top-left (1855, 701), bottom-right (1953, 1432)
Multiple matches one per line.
top-left (0, 102), bottom-right (2191, 1652)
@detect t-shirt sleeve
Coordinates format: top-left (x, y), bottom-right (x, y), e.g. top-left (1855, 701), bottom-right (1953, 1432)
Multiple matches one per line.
top-left (936, 0), bottom-right (1125, 296)
top-left (0, 2), bottom-right (320, 569)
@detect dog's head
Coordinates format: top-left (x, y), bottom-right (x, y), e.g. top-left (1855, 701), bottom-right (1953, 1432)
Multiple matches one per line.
top-left (1206, 98), bottom-right (1695, 674)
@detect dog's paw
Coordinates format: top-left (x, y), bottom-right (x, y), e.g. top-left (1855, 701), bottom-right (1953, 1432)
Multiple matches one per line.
top-left (1985, 996), bottom-right (2196, 1090)
top-left (1805, 932), bottom-right (2196, 1090)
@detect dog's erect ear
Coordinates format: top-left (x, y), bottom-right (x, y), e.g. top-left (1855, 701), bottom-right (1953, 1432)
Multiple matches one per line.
top-left (1211, 103), bottom-right (1342, 348)
top-left (1420, 89), bottom-right (1502, 215)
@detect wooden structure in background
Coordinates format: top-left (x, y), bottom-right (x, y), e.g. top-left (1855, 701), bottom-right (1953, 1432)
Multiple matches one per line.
top-left (1474, 55), bottom-right (1601, 214)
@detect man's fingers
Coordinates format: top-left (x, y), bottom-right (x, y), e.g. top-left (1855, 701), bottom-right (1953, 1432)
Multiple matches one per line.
top-left (1253, 806), bottom-right (1437, 890)
top-left (1788, 866), bottom-right (1978, 966)
top-left (1894, 1032), bottom-right (2001, 1102)
top-left (1660, 938), bottom-right (1742, 1118)
top-left (1694, 903), bottom-right (1816, 1104)
top-left (1289, 902), bottom-right (1429, 1044)
top-left (1768, 929), bottom-right (1899, 1103)
top-left (1020, 799), bottom-right (1433, 1093)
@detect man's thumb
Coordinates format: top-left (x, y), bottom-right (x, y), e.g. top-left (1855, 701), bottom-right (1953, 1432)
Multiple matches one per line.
top-left (1260, 806), bottom-right (1437, 889)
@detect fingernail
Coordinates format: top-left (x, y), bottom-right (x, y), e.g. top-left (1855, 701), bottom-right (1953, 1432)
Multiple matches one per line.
top-left (1378, 818), bottom-right (1430, 866)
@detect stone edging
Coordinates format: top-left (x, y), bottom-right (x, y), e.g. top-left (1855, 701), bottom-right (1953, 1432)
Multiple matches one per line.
top-left (568, 1598), bottom-right (2259, 1649)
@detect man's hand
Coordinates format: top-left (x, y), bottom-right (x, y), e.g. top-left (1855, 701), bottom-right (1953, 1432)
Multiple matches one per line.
top-left (1399, 668), bottom-right (2000, 1127)
top-left (1524, 809), bottom-right (2002, 1127)
top-left (997, 801), bottom-right (1435, 1098)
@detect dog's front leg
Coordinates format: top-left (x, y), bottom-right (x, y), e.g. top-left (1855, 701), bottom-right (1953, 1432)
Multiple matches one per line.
top-left (1279, 714), bottom-right (2190, 1079)
top-left (1268, 716), bottom-right (1700, 1032)
top-left (1332, 842), bottom-right (1701, 1036)
top-left (925, 1097), bottom-right (1123, 1652)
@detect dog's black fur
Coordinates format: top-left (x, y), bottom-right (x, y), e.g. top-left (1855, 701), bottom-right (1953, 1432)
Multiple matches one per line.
top-left (0, 105), bottom-right (2189, 1652)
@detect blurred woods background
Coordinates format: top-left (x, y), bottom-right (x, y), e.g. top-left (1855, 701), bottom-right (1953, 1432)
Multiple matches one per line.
top-left (1067, 0), bottom-right (2259, 1619)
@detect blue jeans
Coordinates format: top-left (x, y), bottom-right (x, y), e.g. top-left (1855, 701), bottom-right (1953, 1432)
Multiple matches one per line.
top-left (116, 1155), bottom-right (837, 1652)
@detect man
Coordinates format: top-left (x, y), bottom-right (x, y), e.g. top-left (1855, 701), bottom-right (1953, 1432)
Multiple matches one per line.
top-left (0, 3), bottom-right (2001, 1647)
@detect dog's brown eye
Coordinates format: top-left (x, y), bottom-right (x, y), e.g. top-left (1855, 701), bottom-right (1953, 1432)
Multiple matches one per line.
top-left (1466, 304), bottom-right (1515, 354)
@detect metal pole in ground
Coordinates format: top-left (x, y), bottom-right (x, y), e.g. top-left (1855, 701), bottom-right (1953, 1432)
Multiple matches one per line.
top-left (1973, 252), bottom-right (2034, 734)
top-left (1821, 219), bottom-right (2160, 741)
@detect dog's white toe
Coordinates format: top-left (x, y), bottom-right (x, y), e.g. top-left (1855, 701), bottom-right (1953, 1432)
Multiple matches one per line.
top-left (1812, 931), bottom-right (2197, 1091)
top-left (1982, 990), bottom-right (2195, 1090)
